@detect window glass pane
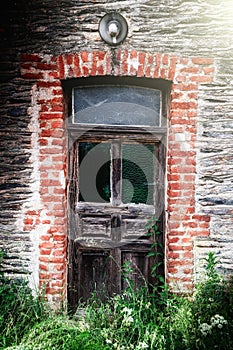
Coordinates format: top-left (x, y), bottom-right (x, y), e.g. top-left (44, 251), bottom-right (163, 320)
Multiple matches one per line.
top-left (122, 144), bottom-right (154, 205)
top-left (73, 86), bottom-right (160, 126)
top-left (79, 142), bottom-right (111, 203)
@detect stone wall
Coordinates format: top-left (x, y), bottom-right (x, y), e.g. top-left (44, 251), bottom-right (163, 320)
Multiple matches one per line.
top-left (0, 0), bottom-right (232, 300)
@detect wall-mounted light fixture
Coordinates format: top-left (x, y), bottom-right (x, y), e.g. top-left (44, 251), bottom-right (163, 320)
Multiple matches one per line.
top-left (99, 13), bottom-right (128, 46)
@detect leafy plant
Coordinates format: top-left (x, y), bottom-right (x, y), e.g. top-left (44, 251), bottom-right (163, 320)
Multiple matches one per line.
top-left (146, 217), bottom-right (164, 283)
top-left (0, 250), bottom-right (47, 348)
top-left (1, 247), bottom-right (233, 350)
top-left (189, 252), bottom-right (233, 349)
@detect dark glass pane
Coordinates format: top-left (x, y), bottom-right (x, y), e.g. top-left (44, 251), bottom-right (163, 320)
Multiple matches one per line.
top-left (79, 142), bottom-right (111, 203)
top-left (122, 144), bottom-right (154, 205)
top-left (73, 86), bottom-right (160, 126)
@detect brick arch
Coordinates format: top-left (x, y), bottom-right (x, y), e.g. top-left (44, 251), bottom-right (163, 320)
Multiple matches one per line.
top-left (21, 50), bottom-right (214, 303)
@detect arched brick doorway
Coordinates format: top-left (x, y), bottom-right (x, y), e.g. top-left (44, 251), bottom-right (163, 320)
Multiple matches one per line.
top-left (21, 50), bottom-right (213, 305)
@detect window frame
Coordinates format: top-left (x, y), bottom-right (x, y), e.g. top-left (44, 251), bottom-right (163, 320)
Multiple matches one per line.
top-left (65, 76), bottom-right (170, 218)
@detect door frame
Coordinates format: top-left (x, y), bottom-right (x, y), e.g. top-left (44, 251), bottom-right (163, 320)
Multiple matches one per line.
top-left (63, 76), bottom-right (171, 308)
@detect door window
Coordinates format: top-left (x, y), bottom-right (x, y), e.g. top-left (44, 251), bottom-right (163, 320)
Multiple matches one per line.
top-left (78, 141), bottom-right (155, 206)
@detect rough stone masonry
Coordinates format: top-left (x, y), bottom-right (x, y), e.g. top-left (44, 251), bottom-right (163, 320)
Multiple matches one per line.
top-left (0, 0), bottom-right (232, 304)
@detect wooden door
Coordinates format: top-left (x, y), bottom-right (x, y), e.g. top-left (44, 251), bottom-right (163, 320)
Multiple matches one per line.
top-left (68, 135), bottom-right (165, 305)
top-left (66, 81), bottom-right (168, 307)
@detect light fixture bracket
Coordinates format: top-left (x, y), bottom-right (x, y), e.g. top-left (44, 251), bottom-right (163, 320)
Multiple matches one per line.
top-left (99, 13), bottom-right (128, 46)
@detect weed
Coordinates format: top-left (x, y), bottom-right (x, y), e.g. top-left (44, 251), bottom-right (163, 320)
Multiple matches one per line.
top-left (0, 250), bottom-right (48, 348)
top-left (1, 248), bottom-right (233, 350)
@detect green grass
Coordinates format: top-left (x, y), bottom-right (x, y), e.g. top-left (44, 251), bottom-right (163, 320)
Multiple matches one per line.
top-left (1, 251), bottom-right (233, 350)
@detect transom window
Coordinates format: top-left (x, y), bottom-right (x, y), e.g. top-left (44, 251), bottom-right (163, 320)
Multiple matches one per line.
top-left (72, 86), bottom-right (161, 127)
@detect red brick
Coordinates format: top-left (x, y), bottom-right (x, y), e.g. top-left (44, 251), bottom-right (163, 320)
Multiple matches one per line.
top-left (53, 249), bottom-right (66, 257)
top-left (167, 190), bottom-right (182, 197)
top-left (82, 65), bottom-right (89, 76)
top-left (174, 75), bottom-right (186, 83)
top-left (105, 51), bottom-right (111, 75)
top-left (65, 54), bottom-right (73, 65)
top-left (167, 252), bottom-right (180, 259)
top-left (145, 53), bottom-right (154, 77)
top-left (41, 179), bottom-right (61, 187)
top-left (160, 68), bottom-right (166, 79)
top-left (40, 249), bottom-right (52, 255)
top-left (192, 214), bottom-right (210, 222)
top-left (39, 263), bottom-right (48, 271)
top-left (54, 264), bottom-right (65, 271)
top-left (40, 235), bottom-right (51, 241)
top-left (51, 121), bottom-right (64, 128)
top-left (51, 138), bottom-right (65, 146)
top-left (51, 281), bottom-right (64, 288)
top-left (97, 65), bottom-right (104, 75)
top-left (171, 101), bottom-right (198, 110)
top-left (39, 257), bottom-right (50, 262)
top-left (26, 210), bottom-right (39, 215)
top-left (167, 268), bottom-right (178, 274)
top-left (21, 53), bottom-right (42, 62)
top-left (67, 66), bottom-right (74, 77)
top-left (153, 53), bottom-right (161, 78)
top-left (90, 52), bottom-right (97, 76)
top-left (50, 257), bottom-right (66, 264)
top-left (168, 237), bottom-right (180, 243)
top-left (122, 50), bottom-right (128, 75)
top-left (169, 182), bottom-right (181, 190)
top-left (199, 222), bottom-right (209, 229)
top-left (54, 218), bottom-right (66, 225)
top-left (37, 81), bottom-right (61, 88)
top-left (48, 71), bottom-right (60, 79)
top-left (203, 66), bottom-right (215, 75)
top-left (42, 195), bottom-right (65, 203)
top-left (191, 57), bottom-right (214, 65)
top-left (180, 67), bottom-right (201, 74)
top-left (167, 174), bottom-right (180, 181)
top-left (22, 72), bottom-right (43, 79)
top-left (24, 218), bottom-right (34, 225)
top-left (50, 105), bottom-right (63, 112)
top-left (182, 238), bottom-right (192, 243)
top-left (52, 155), bottom-right (66, 162)
top-left (52, 87), bottom-right (63, 96)
top-left (39, 241), bottom-right (55, 249)
top-left (36, 62), bottom-right (57, 70)
top-left (190, 75), bottom-right (213, 83)
top-left (184, 251), bottom-right (193, 259)
top-left (168, 157), bottom-right (182, 165)
top-left (39, 112), bottom-right (63, 120)
top-left (53, 234), bottom-right (66, 242)
top-left (81, 51), bottom-right (89, 62)
top-left (168, 56), bottom-right (177, 80)
top-left (162, 53), bottom-right (169, 65)
top-left (170, 165), bottom-right (195, 173)
top-left (46, 288), bottom-right (62, 295)
top-left (42, 219), bottom-right (51, 224)
top-left (174, 83), bottom-right (198, 91)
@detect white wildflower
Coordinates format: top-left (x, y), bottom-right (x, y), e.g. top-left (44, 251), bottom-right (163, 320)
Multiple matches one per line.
top-left (136, 341), bottom-right (149, 349)
top-left (199, 322), bottom-right (212, 336)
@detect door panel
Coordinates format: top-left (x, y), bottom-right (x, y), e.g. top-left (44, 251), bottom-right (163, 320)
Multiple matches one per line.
top-left (121, 250), bottom-right (149, 290)
top-left (77, 248), bottom-right (111, 301)
top-left (121, 216), bottom-right (149, 240)
top-left (79, 215), bottom-right (111, 239)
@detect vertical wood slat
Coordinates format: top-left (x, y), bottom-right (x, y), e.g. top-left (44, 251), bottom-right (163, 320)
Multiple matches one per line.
top-left (111, 140), bottom-right (122, 205)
